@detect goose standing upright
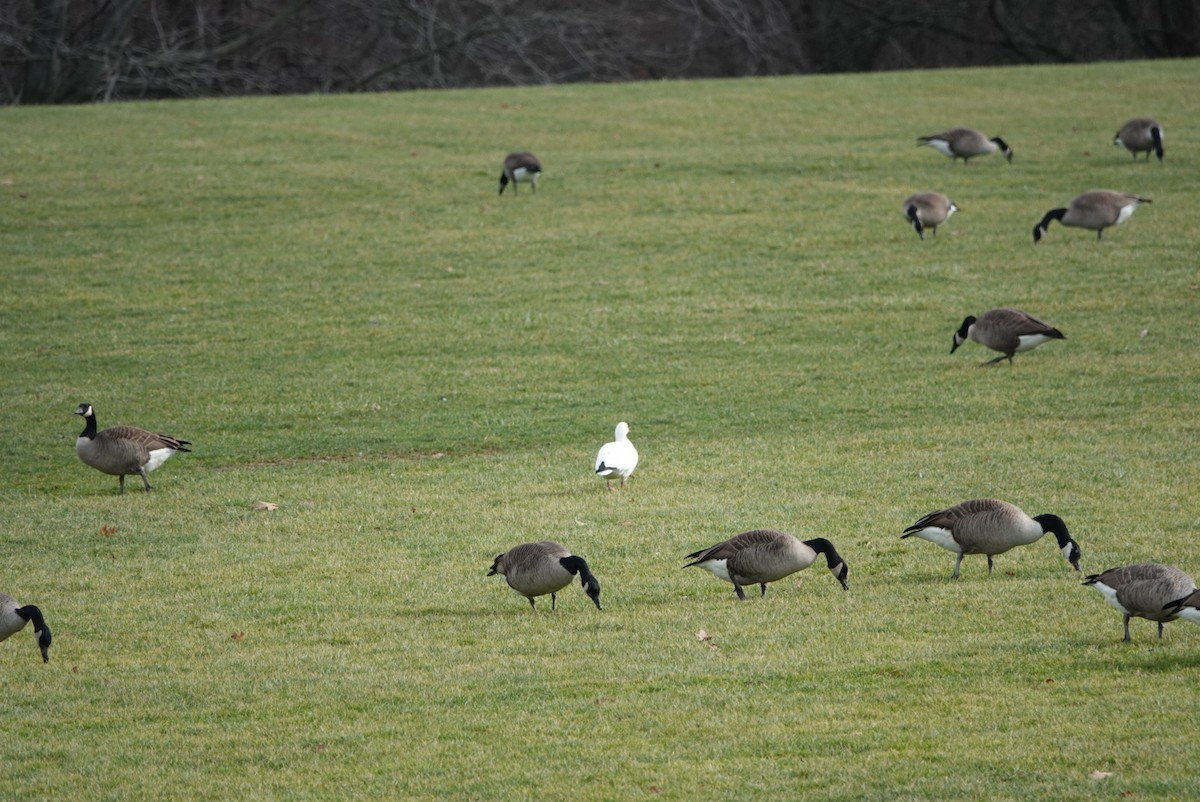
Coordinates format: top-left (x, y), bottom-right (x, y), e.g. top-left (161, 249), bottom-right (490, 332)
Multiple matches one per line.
top-left (903, 192), bottom-right (958, 240)
top-left (951, 307), bottom-right (1065, 365)
top-left (488, 541), bottom-right (602, 611)
top-left (74, 403), bottom-right (191, 493)
top-left (1033, 190), bottom-right (1150, 242)
top-left (498, 151), bottom-right (542, 194)
top-left (594, 421), bottom-right (638, 490)
top-left (684, 529), bottom-right (850, 600)
top-left (902, 498), bottom-right (1080, 579)
top-left (1, 593), bottom-right (52, 663)
top-left (917, 128), bottom-right (1013, 164)
top-left (1114, 117), bottom-right (1164, 162)
top-left (1083, 564), bottom-right (1195, 642)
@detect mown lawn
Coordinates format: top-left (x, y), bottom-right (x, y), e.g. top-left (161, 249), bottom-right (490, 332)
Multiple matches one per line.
top-left (2, 59), bottom-right (1198, 800)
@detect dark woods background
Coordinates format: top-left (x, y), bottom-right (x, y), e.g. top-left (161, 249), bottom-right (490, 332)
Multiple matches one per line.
top-left (4, 0), bottom-right (1198, 104)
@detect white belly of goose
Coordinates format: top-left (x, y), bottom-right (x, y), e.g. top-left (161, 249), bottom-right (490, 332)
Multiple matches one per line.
top-left (905, 526), bottom-right (960, 553)
top-left (1015, 333), bottom-right (1055, 352)
top-left (1089, 580), bottom-right (1129, 615)
top-left (143, 447), bottom-right (177, 472)
top-left (925, 140), bottom-right (956, 158)
top-left (1176, 607), bottom-right (1200, 624)
top-left (692, 558), bottom-right (733, 583)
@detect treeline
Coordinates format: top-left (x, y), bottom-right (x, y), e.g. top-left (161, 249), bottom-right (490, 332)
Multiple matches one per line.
top-left (4, 0), bottom-right (1197, 104)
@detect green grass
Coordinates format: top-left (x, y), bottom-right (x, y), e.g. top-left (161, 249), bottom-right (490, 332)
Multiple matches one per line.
top-left (3, 59), bottom-right (1199, 800)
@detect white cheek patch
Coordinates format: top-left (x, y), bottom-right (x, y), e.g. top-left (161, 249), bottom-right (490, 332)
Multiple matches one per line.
top-left (1116, 204), bottom-right (1137, 225)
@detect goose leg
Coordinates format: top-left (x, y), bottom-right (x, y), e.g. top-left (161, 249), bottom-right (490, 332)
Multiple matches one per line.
top-left (732, 581), bottom-right (747, 600)
top-left (760, 583), bottom-right (768, 598)
top-left (527, 596), bottom-right (537, 612)
top-left (550, 592), bottom-right (557, 611)
top-left (1123, 614), bottom-right (1132, 642)
top-left (1157, 622), bottom-right (1164, 640)
top-left (138, 469), bottom-right (153, 491)
top-left (982, 354), bottom-right (1009, 366)
top-left (986, 555), bottom-right (995, 574)
top-left (118, 474), bottom-right (126, 494)
top-left (951, 553), bottom-right (964, 579)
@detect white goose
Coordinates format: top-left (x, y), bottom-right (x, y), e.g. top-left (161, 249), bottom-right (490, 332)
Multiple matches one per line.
top-left (594, 421), bottom-right (638, 490)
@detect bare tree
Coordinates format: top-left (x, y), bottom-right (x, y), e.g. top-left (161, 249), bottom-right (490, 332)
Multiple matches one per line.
top-left (2, 0), bottom-right (1197, 104)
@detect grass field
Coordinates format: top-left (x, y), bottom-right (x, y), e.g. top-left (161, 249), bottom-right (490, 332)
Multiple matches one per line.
top-left (2, 58), bottom-right (1199, 800)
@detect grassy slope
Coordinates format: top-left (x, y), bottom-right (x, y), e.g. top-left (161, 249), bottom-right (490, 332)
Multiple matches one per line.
top-left (2, 59), bottom-right (1198, 800)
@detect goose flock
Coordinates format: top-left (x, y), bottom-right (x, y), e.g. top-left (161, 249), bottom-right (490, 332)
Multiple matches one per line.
top-left (482, 119), bottom-right (1192, 646)
top-left (4, 118), bottom-right (1180, 665)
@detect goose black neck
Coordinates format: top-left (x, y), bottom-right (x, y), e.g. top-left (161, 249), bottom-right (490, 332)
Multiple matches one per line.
top-left (78, 409), bottom-right (97, 439)
top-left (559, 555), bottom-right (593, 583)
top-left (17, 603), bottom-right (48, 633)
top-left (1033, 513), bottom-right (1070, 545)
top-left (1034, 208), bottom-right (1066, 242)
top-left (1041, 208), bottom-right (1067, 227)
top-left (804, 537), bottom-right (843, 568)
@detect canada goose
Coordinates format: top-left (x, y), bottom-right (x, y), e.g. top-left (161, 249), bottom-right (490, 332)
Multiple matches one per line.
top-left (74, 403), bottom-right (191, 493)
top-left (498, 151), bottom-right (542, 195)
top-left (684, 529), bottom-right (850, 600)
top-left (951, 307), bottom-right (1065, 366)
top-left (1083, 564), bottom-right (1195, 642)
top-left (1162, 589), bottom-right (1200, 626)
top-left (902, 498), bottom-right (1080, 579)
top-left (594, 421), bottom-right (638, 490)
top-left (1033, 190), bottom-right (1150, 243)
top-left (1114, 117), bottom-right (1164, 162)
top-left (1, 593), bottom-right (52, 663)
top-left (903, 192), bottom-right (958, 240)
top-left (488, 541), bottom-right (602, 611)
top-left (917, 128), bottom-right (1013, 164)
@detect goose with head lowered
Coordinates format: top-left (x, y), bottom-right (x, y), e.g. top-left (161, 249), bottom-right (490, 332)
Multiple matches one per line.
top-left (1084, 563), bottom-right (1195, 642)
top-left (684, 529), bottom-right (849, 600)
top-left (594, 421), bottom-right (638, 490)
top-left (951, 307), bottom-right (1065, 366)
top-left (1, 593), bottom-right (52, 663)
top-left (74, 403), bottom-right (191, 493)
top-left (903, 192), bottom-right (958, 240)
top-left (1033, 190), bottom-right (1150, 243)
top-left (902, 498), bottom-right (1080, 579)
top-left (917, 128), bottom-right (1012, 164)
top-left (498, 151), bottom-right (542, 195)
top-left (488, 541), bottom-right (602, 612)
top-left (1114, 117), bottom-right (1164, 162)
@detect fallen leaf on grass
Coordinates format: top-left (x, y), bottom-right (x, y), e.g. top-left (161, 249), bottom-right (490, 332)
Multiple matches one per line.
top-left (230, 631), bottom-right (246, 641)
top-left (696, 629), bottom-right (719, 650)
top-left (251, 501), bottom-right (279, 511)
top-left (1090, 771), bottom-right (1114, 780)
top-left (99, 524), bottom-right (118, 537)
